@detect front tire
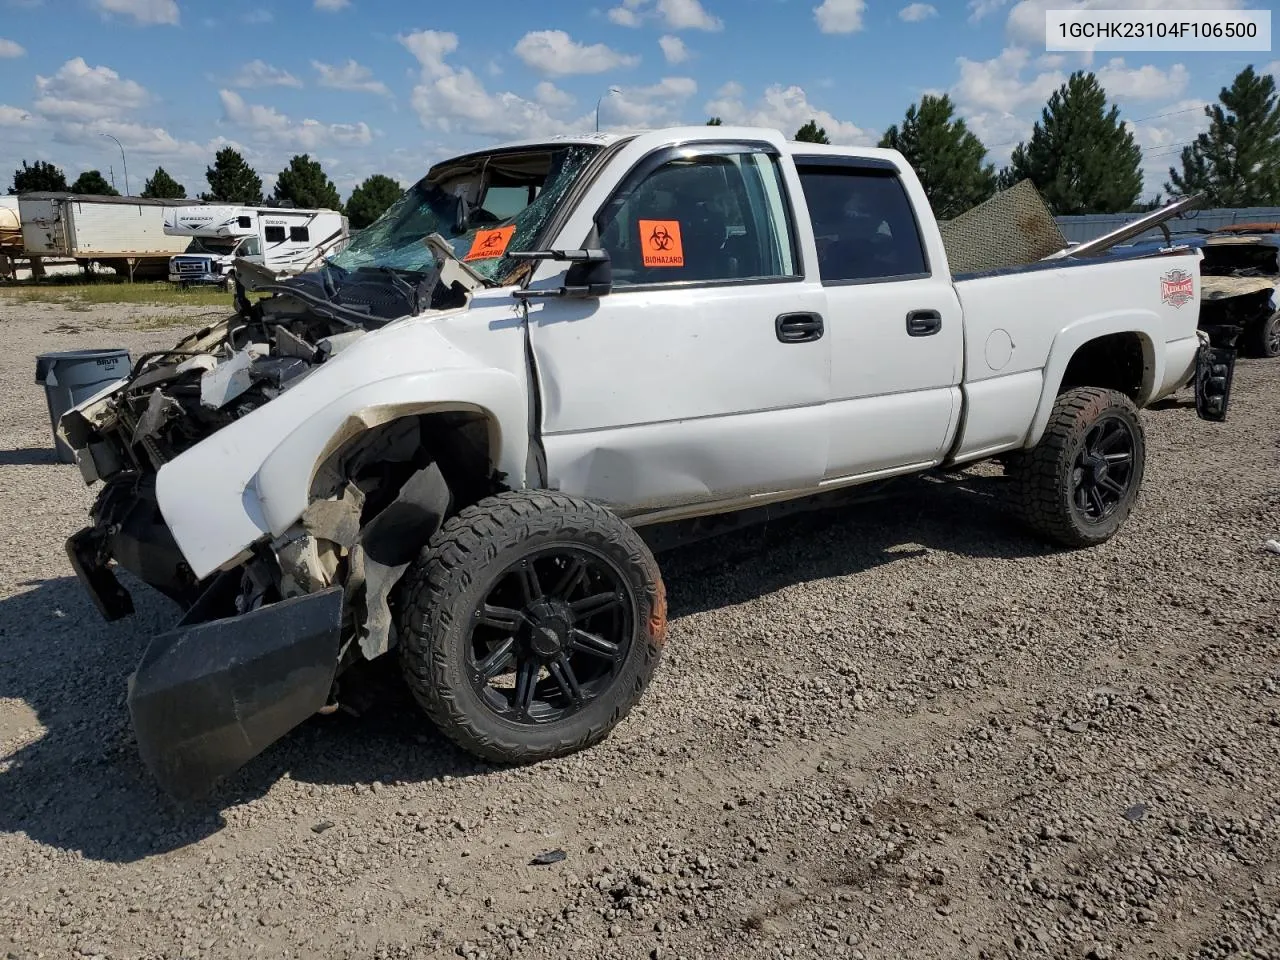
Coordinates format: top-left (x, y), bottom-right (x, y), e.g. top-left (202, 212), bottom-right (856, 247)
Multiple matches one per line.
top-left (398, 491), bottom-right (667, 764)
top-left (1010, 387), bottom-right (1146, 548)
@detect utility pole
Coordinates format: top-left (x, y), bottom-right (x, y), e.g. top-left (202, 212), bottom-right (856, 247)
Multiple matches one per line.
top-left (596, 86), bottom-right (622, 132)
top-left (101, 133), bottom-right (129, 195)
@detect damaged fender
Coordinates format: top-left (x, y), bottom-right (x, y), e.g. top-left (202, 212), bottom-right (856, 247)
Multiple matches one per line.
top-left (153, 303), bottom-right (530, 581)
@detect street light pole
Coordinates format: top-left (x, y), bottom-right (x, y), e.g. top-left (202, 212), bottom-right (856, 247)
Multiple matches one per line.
top-left (595, 86), bottom-right (622, 132)
top-left (101, 133), bottom-right (129, 195)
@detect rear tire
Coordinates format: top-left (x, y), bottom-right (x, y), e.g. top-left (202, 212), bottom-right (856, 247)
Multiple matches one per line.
top-left (1250, 310), bottom-right (1280, 358)
top-left (1010, 387), bottom-right (1145, 548)
top-left (397, 491), bottom-right (667, 764)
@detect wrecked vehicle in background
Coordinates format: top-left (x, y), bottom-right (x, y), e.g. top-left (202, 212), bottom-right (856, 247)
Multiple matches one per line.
top-left (59, 127), bottom-right (1224, 800)
top-left (1197, 225), bottom-right (1280, 358)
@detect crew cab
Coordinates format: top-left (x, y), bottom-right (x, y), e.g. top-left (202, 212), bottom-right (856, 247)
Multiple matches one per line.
top-left (58, 126), bottom-right (1229, 798)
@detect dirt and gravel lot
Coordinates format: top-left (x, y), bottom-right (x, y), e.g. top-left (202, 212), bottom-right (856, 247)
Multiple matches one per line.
top-left (1, 297), bottom-right (1277, 960)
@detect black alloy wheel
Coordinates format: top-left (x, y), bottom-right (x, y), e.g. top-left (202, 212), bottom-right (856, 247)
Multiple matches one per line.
top-left (1070, 415), bottom-right (1137, 524)
top-left (466, 545), bottom-right (634, 724)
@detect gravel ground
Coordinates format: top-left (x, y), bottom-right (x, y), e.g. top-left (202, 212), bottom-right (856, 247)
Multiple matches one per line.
top-left (1, 299), bottom-right (1277, 960)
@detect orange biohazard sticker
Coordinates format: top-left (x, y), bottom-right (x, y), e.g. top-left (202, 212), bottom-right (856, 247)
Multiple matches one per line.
top-left (463, 225), bottom-right (516, 261)
top-left (639, 219), bottom-right (684, 268)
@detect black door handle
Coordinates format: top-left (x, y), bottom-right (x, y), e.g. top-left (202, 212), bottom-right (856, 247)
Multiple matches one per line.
top-left (776, 312), bottom-right (824, 344)
top-left (906, 309), bottom-right (942, 337)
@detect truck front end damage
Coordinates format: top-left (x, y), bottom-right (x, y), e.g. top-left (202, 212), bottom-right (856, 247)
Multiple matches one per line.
top-left (61, 253), bottom-right (532, 800)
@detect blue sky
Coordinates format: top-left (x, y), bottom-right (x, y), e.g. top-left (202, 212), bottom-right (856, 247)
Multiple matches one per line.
top-left (0, 0), bottom-right (1275, 201)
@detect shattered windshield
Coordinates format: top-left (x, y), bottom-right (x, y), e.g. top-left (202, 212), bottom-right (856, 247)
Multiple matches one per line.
top-left (326, 144), bottom-right (600, 285)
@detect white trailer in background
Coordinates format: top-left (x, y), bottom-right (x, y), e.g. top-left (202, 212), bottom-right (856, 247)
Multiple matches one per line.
top-left (163, 205), bottom-right (349, 287)
top-left (18, 193), bottom-right (191, 280)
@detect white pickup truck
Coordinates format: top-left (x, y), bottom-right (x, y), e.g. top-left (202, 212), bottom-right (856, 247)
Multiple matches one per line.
top-left (59, 126), bottom-right (1228, 798)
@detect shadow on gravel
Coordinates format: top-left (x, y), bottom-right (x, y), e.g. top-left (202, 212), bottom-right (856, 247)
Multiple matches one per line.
top-left (0, 470), bottom-right (1051, 863)
top-left (0, 447), bottom-right (61, 466)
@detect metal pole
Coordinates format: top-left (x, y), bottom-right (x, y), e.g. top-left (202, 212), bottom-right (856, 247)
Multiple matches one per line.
top-left (101, 133), bottom-right (129, 195)
top-left (595, 87), bottom-right (621, 132)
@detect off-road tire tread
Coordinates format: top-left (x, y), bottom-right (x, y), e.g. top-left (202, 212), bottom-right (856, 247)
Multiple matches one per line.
top-left (1010, 387), bottom-right (1145, 549)
top-left (397, 490), bottom-right (665, 764)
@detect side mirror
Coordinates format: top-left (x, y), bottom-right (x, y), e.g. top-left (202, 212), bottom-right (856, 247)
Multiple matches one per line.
top-left (511, 226), bottom-right (612, 299)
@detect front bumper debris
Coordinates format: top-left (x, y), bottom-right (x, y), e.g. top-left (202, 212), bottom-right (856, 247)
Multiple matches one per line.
top-left (127, 583), bottom-right (344, 800)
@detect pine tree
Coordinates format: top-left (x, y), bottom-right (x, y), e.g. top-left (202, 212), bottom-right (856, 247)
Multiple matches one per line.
top-left (141, 166), bottom-right (186, 199)
top-left (70, 170), bottom-right (119, 196)
top-left (1166, 65), bottom-right (1280, 206)
top-left (879, 94), bottom-right (996, 220)
top-left (995, 167), bottom-right (1019, 192)
top-left (794, 120), bottom-right (830, 144)
top-left (10, 160), bottom-right (68, 194)
top-left (706, 117), bottom-right (723, 125)
top-left (346, 174), bottom-right (402, 229)
top-left (271, 155), bottom-right (342, 210)
top-left (203, 147), bottom-right (264, 205)
top-left (1008, 71), bottom-right (1143, 215)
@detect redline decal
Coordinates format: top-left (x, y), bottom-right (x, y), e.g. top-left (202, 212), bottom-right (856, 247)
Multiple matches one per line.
top-left (639, 219), bottom-right (685, 268)
top-left (1161, 267), bottom-right (1195, 308)
top-left (463, 225), bottom-right (517, 262)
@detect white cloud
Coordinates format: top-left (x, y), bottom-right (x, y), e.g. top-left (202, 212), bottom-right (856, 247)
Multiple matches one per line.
top-left (659, 35), bottom-right (689, 63)
top-left (704, 83), bottom-right (873, 144)
top-left (657, 0), bottom-right (721, 31)
top-left (514, 30), bottom-right (640, 76)
top-left (814, 0), bottom-right (865, 34)
top-left (604, 76), bottom-right (698, 128)
top-left (608, 0), bottom-right (722, 31)
top-left (717, 80), bottom-right (743, 98)
top-left (968, 0), bottom-right (1008, 21)
top-left (1006, 0), bottom-right (1246, 48)
top-left (899, 3), bottom-right (937, 21)
top-left (0, 104), bottom-right (40, 126)
top-left (952, 47), bottom-right (1065, 114)
top-left (312, 59), bottom-right (389, 96)
top-left (90, 0), bottom-right (178, 25)
top-left (400, 29), bottom-right (574, 138)
top-left (243, 9), bottom-right (273, 24)
top-left (608, 5), bottom-right (642, 27)
top-left (534, 81), bottom-right (574, 110)
top-left (1262, 61), bottom-right (1278, 80)
top-left (1127, 98), bottom-right (1211, 194)
top-left (219, 89), bottom-right (373, 149)
top-left (34, 57), bottom-right (150, 121)
top-left (1095, 58), bottom-right (1189, 101)
top-left (0, 37), bottom-right (26, 57)
top-left (229, 59), bottom-right (302, 89)
top-left (314, 0), bottom-right (349, 9)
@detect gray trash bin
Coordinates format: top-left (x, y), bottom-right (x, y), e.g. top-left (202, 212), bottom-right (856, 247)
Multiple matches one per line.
top-left (34, 348), bottom-right (132, 464)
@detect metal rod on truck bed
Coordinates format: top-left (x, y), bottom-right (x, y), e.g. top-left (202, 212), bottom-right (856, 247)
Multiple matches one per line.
top-left (1061, 193), bottom-right (1206, 259)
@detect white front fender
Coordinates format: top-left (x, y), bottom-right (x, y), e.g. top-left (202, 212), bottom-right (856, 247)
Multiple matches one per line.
top-left (155, 310), bottom-right (529, 580)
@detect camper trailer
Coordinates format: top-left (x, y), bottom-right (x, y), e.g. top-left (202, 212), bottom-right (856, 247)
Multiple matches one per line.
top-left (164, 205), bottom-right (348, 287)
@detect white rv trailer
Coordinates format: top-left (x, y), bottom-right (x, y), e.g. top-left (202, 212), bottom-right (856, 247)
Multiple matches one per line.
top-left (164, 205), bottom-right (348, 287)
top-left (18, 193), bottom-right (192, 280)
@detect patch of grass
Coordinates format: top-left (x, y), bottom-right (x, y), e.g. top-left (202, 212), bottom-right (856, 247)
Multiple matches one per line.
top-left (134, 313), bottom-right (213, 330)
top-left (0, 279), bottom-right (238, 307)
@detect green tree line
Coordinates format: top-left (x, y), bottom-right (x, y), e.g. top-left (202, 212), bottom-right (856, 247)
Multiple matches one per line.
top-left (10, 64), bottom-right (1279, 225)
top-left (9, 150), bottom-right (403, 229)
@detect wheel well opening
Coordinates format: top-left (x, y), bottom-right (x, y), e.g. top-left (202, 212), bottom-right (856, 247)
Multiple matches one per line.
top-left (1058, 332), bottom-right (1147, 401)
top-left (310, 411), bottom-right (503, 519)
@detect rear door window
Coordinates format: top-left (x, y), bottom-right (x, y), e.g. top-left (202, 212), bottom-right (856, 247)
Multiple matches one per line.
top-left (795, 164), bottom-right (929, 283)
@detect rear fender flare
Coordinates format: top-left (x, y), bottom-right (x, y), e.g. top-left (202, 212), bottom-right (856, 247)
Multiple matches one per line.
top-left (1024, 312), bottom-right (1161, 448)
top-left (255, 369), bottom-right (527, 539)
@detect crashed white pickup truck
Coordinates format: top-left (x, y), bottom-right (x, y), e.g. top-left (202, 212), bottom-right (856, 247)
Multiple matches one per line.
top-left (59, 126), bottom-right (1231, 798)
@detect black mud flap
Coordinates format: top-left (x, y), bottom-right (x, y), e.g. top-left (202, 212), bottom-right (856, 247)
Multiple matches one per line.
top-left (1194, 336), bottom-right (1237, 423)
top-left (127, 586), bottom-right (344, 801)
top-left (66, 527), bottom-right (135, 621)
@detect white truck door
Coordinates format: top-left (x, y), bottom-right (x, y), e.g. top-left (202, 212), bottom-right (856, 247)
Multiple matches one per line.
top-left (529, 141), bottom-right (830, 516)
top-left (792, 155), bottom-right (963, 478)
